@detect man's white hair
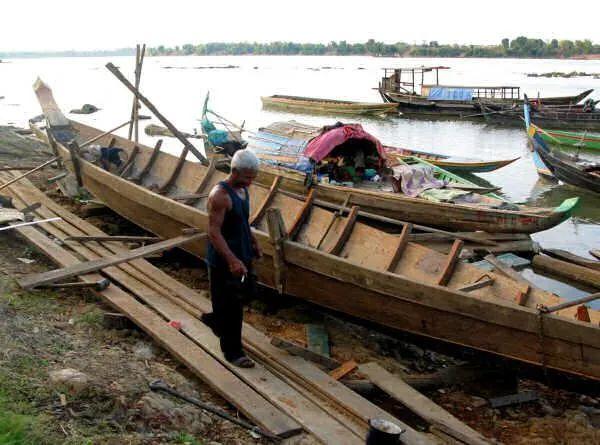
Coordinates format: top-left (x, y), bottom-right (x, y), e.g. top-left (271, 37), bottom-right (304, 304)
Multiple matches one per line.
top-left (231, 149), bottom-right (259, 172)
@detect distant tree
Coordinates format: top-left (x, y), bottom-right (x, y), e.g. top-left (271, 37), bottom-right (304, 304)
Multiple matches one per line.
top-left (501, 38), bottom-right (510, 50)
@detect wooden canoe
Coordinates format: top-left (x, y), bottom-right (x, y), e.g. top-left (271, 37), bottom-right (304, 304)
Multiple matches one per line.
top-left (32, 79), bottom-right (600, 381)
top-left (250, 120), bottom-right (519, 174)
top-left (533, 125), bottom-right (600, 151)
top-left (261, 95), bottom-right (398, 116)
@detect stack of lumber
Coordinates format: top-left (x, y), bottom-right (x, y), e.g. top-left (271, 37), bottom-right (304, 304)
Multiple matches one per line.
top-left (0, 173), bottom-right (435, 444)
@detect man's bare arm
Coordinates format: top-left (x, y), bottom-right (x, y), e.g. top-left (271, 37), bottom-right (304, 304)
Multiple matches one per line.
top-left (207, 187), bottom-right (248, 277)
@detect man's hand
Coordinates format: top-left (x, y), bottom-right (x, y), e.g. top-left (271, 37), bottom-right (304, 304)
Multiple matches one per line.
top-left (228, 258), bottom-right (248, 278)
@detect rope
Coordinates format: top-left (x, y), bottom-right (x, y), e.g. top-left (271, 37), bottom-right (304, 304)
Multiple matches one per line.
top-left (536, 304), bottom-right (549, 381)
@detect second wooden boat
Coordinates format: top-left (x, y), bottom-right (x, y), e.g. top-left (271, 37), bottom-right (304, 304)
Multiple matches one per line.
top-left (31, 77), bottom-right (600, 381)
top-left (532, 126), bottom-right (600, 151)
top-left (261, 95), bottom-right (398, 116)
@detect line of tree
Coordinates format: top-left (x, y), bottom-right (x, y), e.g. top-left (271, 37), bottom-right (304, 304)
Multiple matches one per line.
top-left (0, 48), bottom-right (135, 59)
top-left (148, 37), bottom-right (600, 58)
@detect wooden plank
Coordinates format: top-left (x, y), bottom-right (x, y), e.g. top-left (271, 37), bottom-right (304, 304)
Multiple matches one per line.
top-left (288, 188), bottom-right (315, 239)
top-left (18, 232), bottom-right (207, 289)
top-left (472, 253), bottom-right (531, 272)
top-left (437, 240), bottom-right (464, 286)
top-left (306, 324), bottom-right (330, 358)
top-left (118, 145), bottom-right (139, 177)
top-left (65, 235), bottom-right (161, 243)
top-left (129, 139), bottom-right (162, 183)
top-left (271, 337), bottom-right (341, 371)
top-left (387, 223), bottom-right (412, 272)
top-left (158, 146), bottom-right (189, 194)
top-left (0, 157), bottom-right (59, 192)
top-left (329, 361), bottom-right (358, 381)
top-left (12, 225), bottom-right (300, 438)
top-left (328, 205), bottom-right (359, 255)
top-left (359, 362), bottom-right (491, 445)
top-left (250, 176), bottom-right (281, 225)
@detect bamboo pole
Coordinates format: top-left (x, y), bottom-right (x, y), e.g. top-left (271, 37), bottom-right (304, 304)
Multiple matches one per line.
top-left (128, 44), bottom-right (146, 143)
top-left (79, 120), bottom-right (133, 149)
top-left (541, 292), bottom-right (600, 314)
top-left (0, 157), bottom-right (59, 192)
top-left (105, 63), bottom-right (209, 166)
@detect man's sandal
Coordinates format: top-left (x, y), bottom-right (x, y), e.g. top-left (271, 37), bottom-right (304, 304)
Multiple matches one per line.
top-left (230, 356), bottom-right (255, 368)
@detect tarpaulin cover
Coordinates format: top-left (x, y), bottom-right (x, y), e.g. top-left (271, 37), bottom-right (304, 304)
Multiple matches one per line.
top-left (304, 124), bottom-right (385, 162)
top-left (427, 87), bottom-right (473, 101)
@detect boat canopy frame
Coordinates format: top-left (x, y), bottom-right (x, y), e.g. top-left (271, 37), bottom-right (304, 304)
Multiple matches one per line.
top-left (381, 66), bottom-right (520, 100)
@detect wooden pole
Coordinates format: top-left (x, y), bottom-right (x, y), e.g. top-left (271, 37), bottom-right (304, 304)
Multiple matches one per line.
top-left (266, 208), bottom-right (287, 294)
top-left (128, 45), bottom-right (140, 141)
top-left (541, 292), bottom-right (600, 314)
top-left (0, 157), bottom-right (59, 192)
top-left (79, 120), bottom-right (133, 149)
top-left (105, 62), bottom-right (209, 166)
top-left (127, 44), bottom-right (146, 143)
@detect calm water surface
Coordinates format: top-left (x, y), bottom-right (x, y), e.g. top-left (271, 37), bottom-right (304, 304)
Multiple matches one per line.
top-left (1, 55), bottom-right (599, 302)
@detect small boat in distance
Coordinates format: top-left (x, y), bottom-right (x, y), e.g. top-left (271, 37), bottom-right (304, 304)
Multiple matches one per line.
top-left (378, 66), bottom-right (594, 120)
top-left (261, 95), bottom-right (398, 116)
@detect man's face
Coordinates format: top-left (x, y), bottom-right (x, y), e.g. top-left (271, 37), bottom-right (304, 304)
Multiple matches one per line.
top-left (232, 168), bottom-right (258, 188)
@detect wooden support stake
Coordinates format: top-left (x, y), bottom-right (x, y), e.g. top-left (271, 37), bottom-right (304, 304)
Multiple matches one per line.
top-left (266, 208), bottom-right (286, 294)
top-left (118, 145), bottom-right (140, 178)
top-left (251, 176), bottom-right (281, 225)
top-left (328, 205), bottom-right (359, 255)
top-left (387, 223), bottom-right (412, 272)
top-left (288, 189), bottom-right (315, 240)
top-left (0, 157), bottom-right (60, 192)
top-left (106, 62), bottom-right (209, 165)
top-left (18, 232), bottom-right (207, 290)
top-left (437, 240), bottom-right (464, 286)
top-left (329, 361), bottom-right (358, 381)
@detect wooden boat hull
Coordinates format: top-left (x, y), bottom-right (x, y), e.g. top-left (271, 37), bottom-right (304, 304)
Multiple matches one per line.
top-left (31, 118), bottom-right (600, 382)
top-left (261, 95), bottom-right (398, 116)
top-left (531, 132), bottom-right (600, 194)
top-left (537, 127), bottom-right (600, 151)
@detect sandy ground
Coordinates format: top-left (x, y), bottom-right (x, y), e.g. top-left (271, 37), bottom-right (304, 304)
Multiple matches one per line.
top-left (1, 126), bottom-right (600, 444)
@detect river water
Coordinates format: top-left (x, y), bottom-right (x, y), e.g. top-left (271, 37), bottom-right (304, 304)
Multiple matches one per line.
top-left (1, 55), bottom-right (600, 302)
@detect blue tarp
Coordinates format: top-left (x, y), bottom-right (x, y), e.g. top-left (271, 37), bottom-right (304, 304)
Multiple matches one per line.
top-left (427, 87), bottom-right (473, 101)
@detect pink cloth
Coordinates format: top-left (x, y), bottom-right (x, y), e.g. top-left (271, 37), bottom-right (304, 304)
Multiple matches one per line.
top-left (304, 124), bottom-right (386, 162)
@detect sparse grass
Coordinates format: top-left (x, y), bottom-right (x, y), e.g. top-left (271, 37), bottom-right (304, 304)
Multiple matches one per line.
top-left (75, 308), bottom-right (104, 327)
top-left (173, 432), bottom-right (204, 445)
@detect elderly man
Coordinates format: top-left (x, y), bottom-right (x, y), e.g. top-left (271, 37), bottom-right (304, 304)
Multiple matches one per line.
top-left (202, 149), bottom-right (262, 368)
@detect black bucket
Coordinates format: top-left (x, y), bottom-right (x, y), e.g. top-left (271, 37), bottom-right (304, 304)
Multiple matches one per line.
top-left (365, 418), bottom-right (405, 444)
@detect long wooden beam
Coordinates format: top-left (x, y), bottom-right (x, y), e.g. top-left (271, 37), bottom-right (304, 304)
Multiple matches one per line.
top-left (79, 120), bottom-right (132, 149)
top-left (18, 232), bottom-right (207, 289)
top-left (105, 62), bottom-right (209, 165)
top-left (0, 157), bottom-right (59, 192)
top-left (65, 235), bottom-right (162, 243)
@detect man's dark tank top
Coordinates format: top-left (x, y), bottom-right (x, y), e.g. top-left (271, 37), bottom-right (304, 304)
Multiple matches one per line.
top-left (206, 181), bottom-right (254, 268)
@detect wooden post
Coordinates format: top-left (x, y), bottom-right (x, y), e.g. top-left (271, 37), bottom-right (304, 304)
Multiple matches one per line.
top-left (266, 208), bottom-right (286, 294)
top-left (45, 128), bottom-right (64, 169)
top-left (127, 44), bottom-right (146, 143)
top-left (67, 141), bottom-right (84, 188)
top-left (105, 62), bottom-right (209, 166)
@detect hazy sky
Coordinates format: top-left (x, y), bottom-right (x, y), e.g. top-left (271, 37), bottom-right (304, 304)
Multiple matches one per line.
top-left (2, 0), bottom-right (599, 51)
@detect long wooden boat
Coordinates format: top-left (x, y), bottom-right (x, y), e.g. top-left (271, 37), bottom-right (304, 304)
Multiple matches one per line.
top-left (529, 125), bottom-right (600, 194)
top-left (378, 67), bottom-right (593, 119)
top-left (261, 95), bottom-right (398, 116)
top-left (531, 125), bottom-right (600, 151)
top-left (487, 103), bottom-right (600, 130)
top-left (238, 120), bottom-right (578, 234)
top-left (32, 78), bottom-right (600, 381)
top-left (250, 120), bottom-right (518, 174)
